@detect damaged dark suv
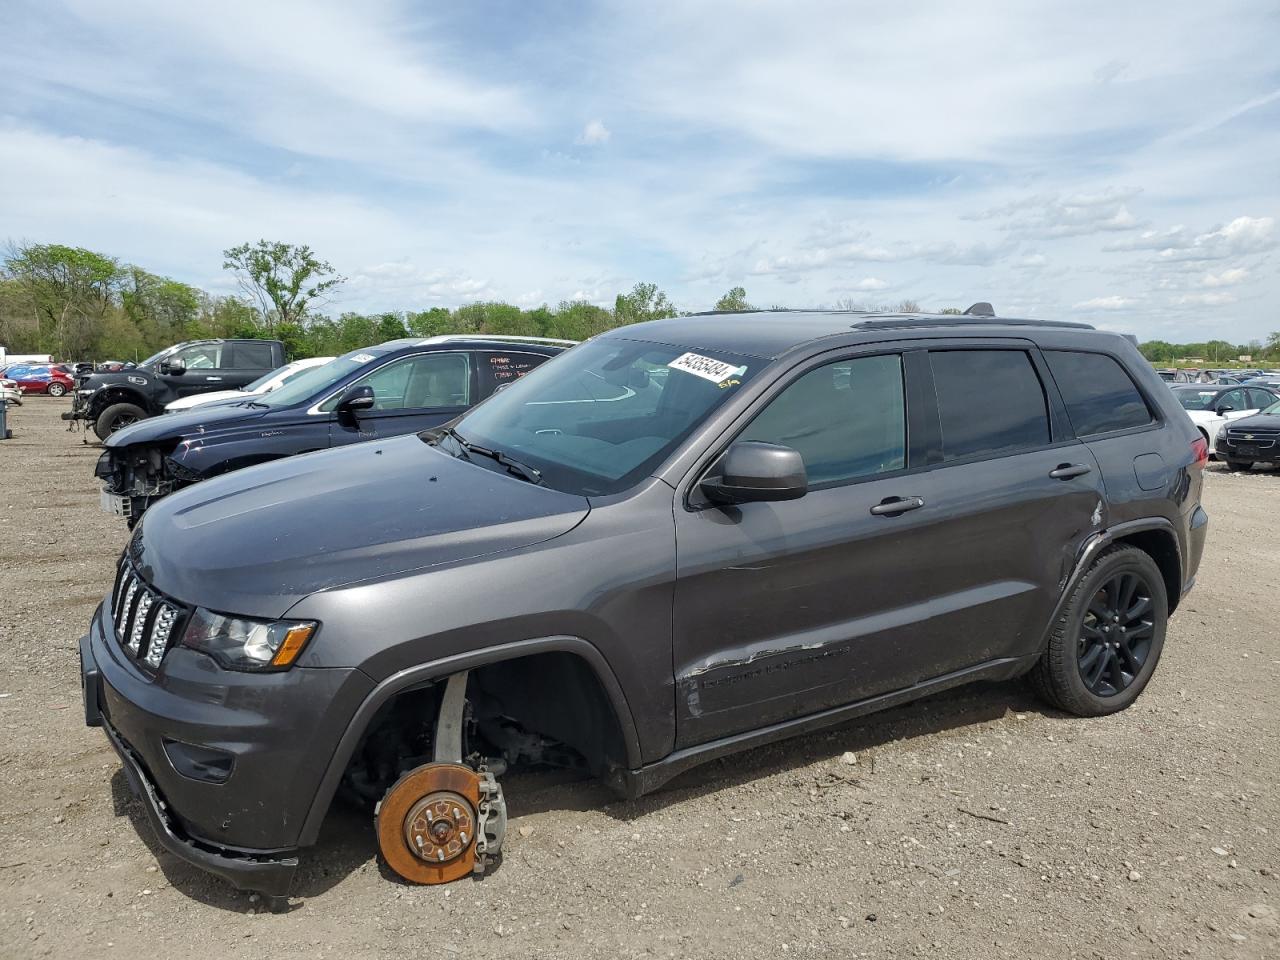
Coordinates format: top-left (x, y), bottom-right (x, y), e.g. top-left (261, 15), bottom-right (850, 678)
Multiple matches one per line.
top-left (79, 308), bottom-right (1209, 904)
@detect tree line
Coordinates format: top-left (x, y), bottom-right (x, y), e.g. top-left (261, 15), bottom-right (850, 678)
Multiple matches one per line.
top-left (6, 239), bottom-right (1272, 365)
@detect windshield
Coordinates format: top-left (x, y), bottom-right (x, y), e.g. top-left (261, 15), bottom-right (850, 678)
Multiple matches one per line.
top-left (251, 355), bottom-right (362, 408)
top-left (1174, 389), bottom-right (1222, 411)
top-left (242, 360), bottom-right (325, 394)
top-left (136, 345), bottom-right (179, 369)
top-left (448, 338), bottom-right (761, 495)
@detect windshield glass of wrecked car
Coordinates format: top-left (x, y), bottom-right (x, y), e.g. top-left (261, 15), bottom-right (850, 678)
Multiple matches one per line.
top-left (446, 338), bottom-right (760, 495)
top-left (252, 355), bottom-right (362, 408)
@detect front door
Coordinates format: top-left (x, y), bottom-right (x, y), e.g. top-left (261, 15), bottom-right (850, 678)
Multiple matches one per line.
top-left (673, 349), bottom-right (931, 748)
top-left (158, 343), bottom-right (225, 403)
top-left (329, 351), bottom-right (474, 447)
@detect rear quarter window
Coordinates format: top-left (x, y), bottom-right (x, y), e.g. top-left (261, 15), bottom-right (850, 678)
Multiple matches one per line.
top-left (479, 352), bottom-right (552, 397)
top-left (1044, 350), bottom-right (1153, 436)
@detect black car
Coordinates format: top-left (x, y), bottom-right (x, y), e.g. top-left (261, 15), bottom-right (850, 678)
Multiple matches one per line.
top-left (94, 335), bottom-right (571, 521)
top-left (79, 307), bottom-right (1208, 903)
top-left (67, 338), bottom-right (286, 439)
top-left (1214, 395), bottom-right (1280, 470)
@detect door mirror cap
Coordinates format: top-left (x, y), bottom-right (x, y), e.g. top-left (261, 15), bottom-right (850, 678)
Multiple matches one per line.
top-left (1216, 404), bottom-right (1235, 414)
top-left (337, 384), bottom-right (376, 412)
top-left (701, 441), bottom-right (807, 505)
top-left (160, 358), bottom-right (186, 375)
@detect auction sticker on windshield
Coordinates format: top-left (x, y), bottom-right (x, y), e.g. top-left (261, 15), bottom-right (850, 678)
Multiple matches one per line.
top-left (668, 352), bottom-right (748, 384)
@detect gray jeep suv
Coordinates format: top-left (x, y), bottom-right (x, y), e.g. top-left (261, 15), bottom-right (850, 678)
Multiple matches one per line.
top-left (79, 308), bottom-right (1209, 903)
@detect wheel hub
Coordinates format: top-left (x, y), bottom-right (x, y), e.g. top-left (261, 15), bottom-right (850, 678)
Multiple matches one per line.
top-left (403, 791), bottom-right (476, 865)
top-left (376, 762), bottom-right (504, 885)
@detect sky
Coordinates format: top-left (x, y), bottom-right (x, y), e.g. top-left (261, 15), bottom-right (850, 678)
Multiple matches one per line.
top-left (1, 0), bottom-right (1278, 343)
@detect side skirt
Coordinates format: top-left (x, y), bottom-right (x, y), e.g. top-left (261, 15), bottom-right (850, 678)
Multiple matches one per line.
top-left (613, 653), bottom-right (1037, 799)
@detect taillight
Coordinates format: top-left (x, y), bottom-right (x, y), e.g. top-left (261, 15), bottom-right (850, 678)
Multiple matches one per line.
top-left (1191, 436), bottom-right (1209, 466)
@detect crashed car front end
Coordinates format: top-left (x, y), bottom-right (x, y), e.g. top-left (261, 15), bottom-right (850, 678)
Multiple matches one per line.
top-left (95, 442), bottom-right (193, 520)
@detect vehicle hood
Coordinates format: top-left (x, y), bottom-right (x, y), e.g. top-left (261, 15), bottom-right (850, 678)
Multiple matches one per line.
top-left (166, 389), bottom-right (246, 411)
top-left (1221, 411), bottom-right (1280, 430)
top-left (129, 434), bottom-right (591, 618)
top-left (1183, 409), bottom-right (1220, 424)
top-left (105, 402), bottom-right (271, 448)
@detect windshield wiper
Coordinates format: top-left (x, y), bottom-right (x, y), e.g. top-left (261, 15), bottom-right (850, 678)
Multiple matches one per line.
top-left (431, 427), bottom-right (543, 485)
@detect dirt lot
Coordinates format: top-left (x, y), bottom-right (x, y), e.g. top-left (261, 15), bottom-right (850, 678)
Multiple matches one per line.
top-left (0, 397), bottom-right (1277, 959)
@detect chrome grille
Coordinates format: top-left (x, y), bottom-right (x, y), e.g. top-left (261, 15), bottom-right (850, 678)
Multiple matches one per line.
top-left (109, 559), bottom-right (186, 671)
top-left (1225, 426), bottom-right (1277, 449)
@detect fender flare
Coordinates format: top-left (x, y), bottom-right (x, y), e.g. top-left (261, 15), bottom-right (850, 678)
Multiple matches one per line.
top-left (1043, 517), bottom-right (1183, 644)
top-left (90, 387), bottom-right (149, 419)
top-left (296, 634), bottom-right (643, 847)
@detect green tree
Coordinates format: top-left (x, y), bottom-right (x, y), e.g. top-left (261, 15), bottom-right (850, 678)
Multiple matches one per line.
top-left (222, 240), bottom-right (344, 334)
top-left (121, 267), bottom-right (200, 346)
top-left (713, 286), bottom-right (753, 312)
top-left (4, 243), bottom-right (120, 358)
top-left (614, 282), bottom-right (677, 326)
top-left (546, 300), bottom-right (614, 340)
top-left (407, 307), bottom-right (453, 338)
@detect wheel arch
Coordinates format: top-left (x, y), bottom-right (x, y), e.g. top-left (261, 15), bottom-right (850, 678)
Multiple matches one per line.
top-left (1048, 519), bottom-right (1184, 642)
top-left (90, 387), bottom-right (149, 419)
top-left (296, 635), bottom-right (642, 847)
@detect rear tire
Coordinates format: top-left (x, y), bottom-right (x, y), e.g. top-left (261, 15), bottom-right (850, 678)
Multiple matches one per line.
top-left (47, 382), bottom-right (67, 397)
top-left (1226, 459), bottom-right (1252, 472)
top-left (1029, 544), bottom-right (1167, 717)
top-left (93, 402), bottom-right (147, 440)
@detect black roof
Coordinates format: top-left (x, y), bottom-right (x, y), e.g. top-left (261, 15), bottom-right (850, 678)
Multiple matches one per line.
top-left (611, 309), bottom-right (1095, 360)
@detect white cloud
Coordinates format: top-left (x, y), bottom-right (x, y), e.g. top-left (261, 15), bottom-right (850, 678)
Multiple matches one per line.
top-left (1173, 291), bottom-right (1237, 306)
top-left (1074, 296), bottom-right (1136, 310)
top-left (575, 120), bottom-right (611, 146)
top-left (1202, 267), bottom-right (1249, 287)
top-left (853, 277), bottom-right (889, 291)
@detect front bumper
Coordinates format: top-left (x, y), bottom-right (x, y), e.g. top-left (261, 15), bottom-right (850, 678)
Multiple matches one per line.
top-left (80, 602), bottom-right (374, 894)
top-left (1215, 433), bottom-right (1279, 462)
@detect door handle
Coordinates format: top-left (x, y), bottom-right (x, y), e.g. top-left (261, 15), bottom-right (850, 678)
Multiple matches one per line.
top-left (1048, 463), bottom-right (1092, 480)
top-left (205, 376), bottom-right (223, 382)
top-left (870, 495), bottom-right (925, 516)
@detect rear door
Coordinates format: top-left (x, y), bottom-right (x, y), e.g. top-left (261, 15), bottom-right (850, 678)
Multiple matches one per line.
top-left (217, 341), bottom-right (279, 391)
top-left (476, 350), bottom-right (555, 399)
top-left (328, 350), bottom-right (474, 447)
top-left (906, 345), bottom-right (1107, 674)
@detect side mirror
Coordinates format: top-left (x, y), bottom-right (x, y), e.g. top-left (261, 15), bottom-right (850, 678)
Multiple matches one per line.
top-left (700, 441), bottom-right (807, 505)
top-left (160, 358), bottom-right (186, 375)
top-left (1216, 404), bottom-right (1235, 414)
top-left (337, 384), bottom-right (376, 413)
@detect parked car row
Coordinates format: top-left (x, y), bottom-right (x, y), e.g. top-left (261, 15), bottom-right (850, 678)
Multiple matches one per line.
top-left (0, 362), bottom-right (77, 396)
top-left (78, 308), bottom-right (1209, 906)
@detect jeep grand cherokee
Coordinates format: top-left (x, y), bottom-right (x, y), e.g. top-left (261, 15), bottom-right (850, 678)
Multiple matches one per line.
top-left (79, 307), bottom-right (1209, 904)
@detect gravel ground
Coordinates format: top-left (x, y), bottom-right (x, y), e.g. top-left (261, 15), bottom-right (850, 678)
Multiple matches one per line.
top-left (1, 397), bottom-right (1277, 960)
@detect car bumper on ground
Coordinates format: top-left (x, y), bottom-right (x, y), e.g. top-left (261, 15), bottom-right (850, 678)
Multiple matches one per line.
top-left (79, 603), bottom-right (374, 895)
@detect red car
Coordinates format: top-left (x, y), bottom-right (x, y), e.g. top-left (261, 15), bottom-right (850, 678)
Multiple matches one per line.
top-left (2, 364), bottom-right (76, 397)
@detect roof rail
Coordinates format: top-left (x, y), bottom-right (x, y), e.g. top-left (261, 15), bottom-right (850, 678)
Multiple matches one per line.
top-left (851, 316), bottom-right (1094, 331)
top-left (415, 334), bottom-right (579, 347)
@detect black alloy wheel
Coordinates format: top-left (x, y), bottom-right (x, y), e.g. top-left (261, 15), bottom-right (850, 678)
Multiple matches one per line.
top-left (1076, 572), bottom-right (1155, 697)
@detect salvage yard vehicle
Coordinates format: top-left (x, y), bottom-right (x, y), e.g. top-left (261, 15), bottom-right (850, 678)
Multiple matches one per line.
top-left (1, 377), bottom-right (23, 406)
top-left (3, 363), bottom-right (76, 396)
top-left (163, 356), bottom-right (335, 412)
top-left (65, 338), bottom-right (286, 439)
top-left (95, 336), bottom-right (570, 522)
top-left (79, 307), bottom-right (1209, 905)
top-left (1214, 395), bottom-right (1280, 471)
top-left (1171, 384), bottom-right (1279, 453)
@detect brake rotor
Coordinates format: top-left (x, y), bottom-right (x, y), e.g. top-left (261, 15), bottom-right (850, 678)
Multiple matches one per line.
top-left (376, 762), bottom-right (481, 884)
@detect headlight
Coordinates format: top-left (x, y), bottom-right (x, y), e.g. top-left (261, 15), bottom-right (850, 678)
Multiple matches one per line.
top-left (180, 608), bottom-right (317, 671)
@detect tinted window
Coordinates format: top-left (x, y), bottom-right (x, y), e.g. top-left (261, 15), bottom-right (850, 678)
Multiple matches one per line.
top-left (740, 354), bottom-right (905, 486)
top-left (327, 352), bottom-right (472, 411)
top-left (1219, 389), bottom-right (1246, 411)
top-left (479, 352), bottom-right (552, 398)
top-left (227, 341), bottom-right (275, 369)
top-left (1044, 350), bottom-right (1153, 435)
top-left (930, 350), bottom-right (1049, 460)
top-left (1248, 388), bottom-right (1276, 410)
